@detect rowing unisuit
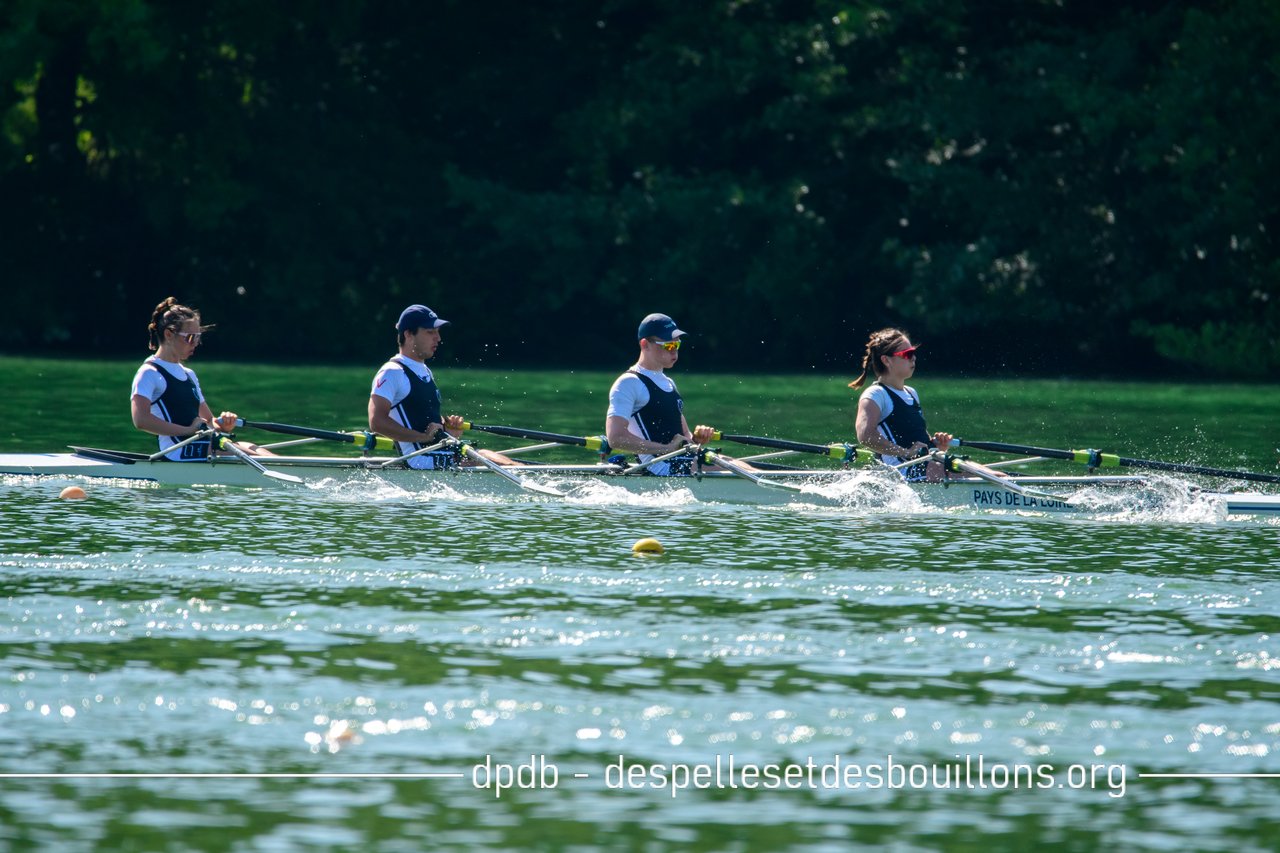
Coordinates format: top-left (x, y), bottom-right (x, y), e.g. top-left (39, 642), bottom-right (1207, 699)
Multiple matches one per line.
top-left (130, 358), bottom-right (211, 461)
top-left (607, 366), bottom-right (692, 475)
top-left (369, 354), bottom-right (454, 469)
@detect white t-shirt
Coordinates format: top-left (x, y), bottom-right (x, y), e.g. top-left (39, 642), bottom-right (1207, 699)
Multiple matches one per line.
top-left (370, 355), bottom-right (447, 469)
top-left (606, 365), bottom-right (677, 420)
top-left (606, 365), bottom-right (685, 474)
top-left (130, 358), bottom-right (208, 461)
top-left (370, 355), bottom-right (436, 413)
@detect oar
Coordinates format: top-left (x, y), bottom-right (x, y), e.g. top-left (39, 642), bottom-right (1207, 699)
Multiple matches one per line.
top-left (621, 445), bottom-right (696, 475)
top-left (214, 436), bottom-right (304, 484)
top-left (953, 439), bottom-right (1280, 485)
top-left (236, 419), bottom-right (396, 452)
top-left (700, 449), bottom-right (808, 493)
top-left (711, 432), bottom-right (876, 465)
top-left (461, 422), bottom-right (609, 453)
top-left (446, 439), bottom-right (566, 498)
top-left (147, 428), bottom-right (216, 461)
top-left (377, 436), bottom-right (458, 468)
top-left (930, 452), bottom-right (1064, 501)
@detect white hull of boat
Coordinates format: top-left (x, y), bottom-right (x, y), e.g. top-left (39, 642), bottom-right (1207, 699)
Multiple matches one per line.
top-left (2, 449), bottom-right (1278, 518)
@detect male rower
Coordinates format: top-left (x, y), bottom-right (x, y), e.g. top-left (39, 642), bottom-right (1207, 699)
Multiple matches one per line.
top-left (368, 304), bottom-right (516, 469)
top-left (605, 312), bottom-right (736, 476)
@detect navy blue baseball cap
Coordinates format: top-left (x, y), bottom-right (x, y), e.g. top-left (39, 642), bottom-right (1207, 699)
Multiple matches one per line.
top-left (637, 313), bottom-right (687, 342)
top-left (396, 304), bottom-right (450, 332)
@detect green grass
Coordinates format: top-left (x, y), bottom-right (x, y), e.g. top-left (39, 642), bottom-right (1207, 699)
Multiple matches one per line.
top-left (2, 355), bottom-right (1277, 475)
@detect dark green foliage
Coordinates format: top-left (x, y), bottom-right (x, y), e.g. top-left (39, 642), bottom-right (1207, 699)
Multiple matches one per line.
top-left (0, 0), bottom-right (1275, 375)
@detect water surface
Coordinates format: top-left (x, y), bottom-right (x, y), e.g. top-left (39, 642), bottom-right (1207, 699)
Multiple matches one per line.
top-left (2, 473), bottom-right (1278, 850)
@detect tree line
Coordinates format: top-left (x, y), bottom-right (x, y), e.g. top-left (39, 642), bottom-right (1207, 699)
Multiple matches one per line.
top-left (1, 0), bottom-right (1276, 376)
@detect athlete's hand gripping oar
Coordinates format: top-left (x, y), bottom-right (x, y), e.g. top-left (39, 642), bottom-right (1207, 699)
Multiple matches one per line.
top-left (236, 419), bottom-right (396, 452)
top-left (461, 423), bottom-right (610, 454)
top-left (710, 432), bottom-right (876, 465)
top-left (952, 439), bottom-right (1280, 485)
top-left (443, 438), bottom-right (566, 498)
top-left (214, 435), bottom-right (304, 484)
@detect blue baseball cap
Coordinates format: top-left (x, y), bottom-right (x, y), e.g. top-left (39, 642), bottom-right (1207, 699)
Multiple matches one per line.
top-left (396, 304), bottom-right (450, 332)
top-left (637, 313), bottom-right (687, 342)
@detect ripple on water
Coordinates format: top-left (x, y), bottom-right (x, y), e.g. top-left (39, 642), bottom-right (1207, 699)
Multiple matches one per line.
top-left (1, 476), bottom-right (1280, 850)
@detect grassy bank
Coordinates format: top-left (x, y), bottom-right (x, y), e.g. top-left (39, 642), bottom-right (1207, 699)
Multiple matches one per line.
top-left (2, 355), bottom-right (1276, 474)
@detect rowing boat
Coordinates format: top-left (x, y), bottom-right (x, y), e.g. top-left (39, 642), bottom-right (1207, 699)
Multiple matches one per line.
top-left (3, 447), bottom-right (1277, 519)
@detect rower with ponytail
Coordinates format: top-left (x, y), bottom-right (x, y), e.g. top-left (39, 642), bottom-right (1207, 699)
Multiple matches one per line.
top-left (130, 297), bottom-right (268, 461)
top-left (851, 327), bottom-right (953, 482)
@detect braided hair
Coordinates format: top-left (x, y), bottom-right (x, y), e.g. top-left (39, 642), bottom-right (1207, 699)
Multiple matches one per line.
top-left (848, 327), bottom-right (909, 390)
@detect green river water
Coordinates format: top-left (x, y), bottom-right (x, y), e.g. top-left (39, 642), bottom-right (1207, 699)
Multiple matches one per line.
top-left (3, 358), bottom-right (1279, 850)
top-left (1, 469), bottom-right (1278, 851)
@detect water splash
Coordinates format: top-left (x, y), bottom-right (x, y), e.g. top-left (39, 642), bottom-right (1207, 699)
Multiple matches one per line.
top-left (560, 479), bottom-right (699, 507)
top-left (794, 468), bottom-right (928, 514)
top-left (1064, 475), bottom-right (1234, 524)
top-left (306, 473), bottom-right (503, 505)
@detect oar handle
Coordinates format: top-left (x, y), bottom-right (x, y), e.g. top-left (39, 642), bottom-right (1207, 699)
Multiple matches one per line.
top-left (462, 422), bottom-right (608, 453)
top-left (711, 432), bottom-right (873, 464)
top-left (236, 419), bottom-right (396, 452)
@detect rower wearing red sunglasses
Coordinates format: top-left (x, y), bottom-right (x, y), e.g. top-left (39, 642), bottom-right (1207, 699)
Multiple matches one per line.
top-left (850, 327), bottom-right (952, 482)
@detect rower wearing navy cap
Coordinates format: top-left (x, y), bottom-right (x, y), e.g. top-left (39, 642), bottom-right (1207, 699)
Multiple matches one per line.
top-left (368, 304), bottom-right (516, 469)
top-left (605, 312), bottom-right (734, 476)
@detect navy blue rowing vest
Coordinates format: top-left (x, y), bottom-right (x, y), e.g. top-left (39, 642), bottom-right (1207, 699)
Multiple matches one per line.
top-left (395, 362), bottom-right (443, 437)
top-left (626, 370), bottom-right (694, 475)
top-left (876, 383), bottom-right (932, 480)
top-left (629, 370), bottom-right (684, 444)
top-left (876, 384), bottom-right (929, 447)
top-left (147, 359), bottom-right (210, 460)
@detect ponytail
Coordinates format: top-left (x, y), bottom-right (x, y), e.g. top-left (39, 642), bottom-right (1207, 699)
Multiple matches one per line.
top-left (848, 327), bottom-right (909, 389)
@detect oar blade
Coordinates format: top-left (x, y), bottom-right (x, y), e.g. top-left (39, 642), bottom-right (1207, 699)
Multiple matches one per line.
top-left (459, 443), bottom-right (566, 497)
top-left (705, 450), bottom-right (808, 492)
top-left (214, 438), bottom-right (306, 486)
top-left (262, 469), bottom-right (306, 485)
top-left (521, 480), bottom-right (567, 498)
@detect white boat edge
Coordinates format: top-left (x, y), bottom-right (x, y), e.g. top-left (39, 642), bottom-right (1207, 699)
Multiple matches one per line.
top-left (1, 449), bottom-right (1278, 519)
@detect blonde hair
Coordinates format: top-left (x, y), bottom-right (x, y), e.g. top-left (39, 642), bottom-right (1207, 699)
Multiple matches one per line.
top-left (848, 327), bottom-right (909, 389)
top-left (147, 297), bottom-right (213, 351)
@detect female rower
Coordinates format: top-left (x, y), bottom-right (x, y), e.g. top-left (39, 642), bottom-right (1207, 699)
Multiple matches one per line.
top-left (130, 297), bottom-right (266, 461)
top-left (851, 327), bottom-right (952, 482)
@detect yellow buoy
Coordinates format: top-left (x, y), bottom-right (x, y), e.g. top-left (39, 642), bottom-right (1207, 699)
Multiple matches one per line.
top-left (59, 485), bottom-right (87, 500)
top-left (632, 537), bottom-right (664, 555)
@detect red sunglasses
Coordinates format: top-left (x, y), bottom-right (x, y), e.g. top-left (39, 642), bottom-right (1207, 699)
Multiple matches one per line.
top-left (890, 345), bottom-right (920, 359)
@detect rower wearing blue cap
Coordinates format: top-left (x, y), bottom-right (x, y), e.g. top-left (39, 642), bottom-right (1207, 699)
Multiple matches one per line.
top-left (604, 313), bottom-right (736, 476)
top-left (368, 304), bottom-right (515, 469)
